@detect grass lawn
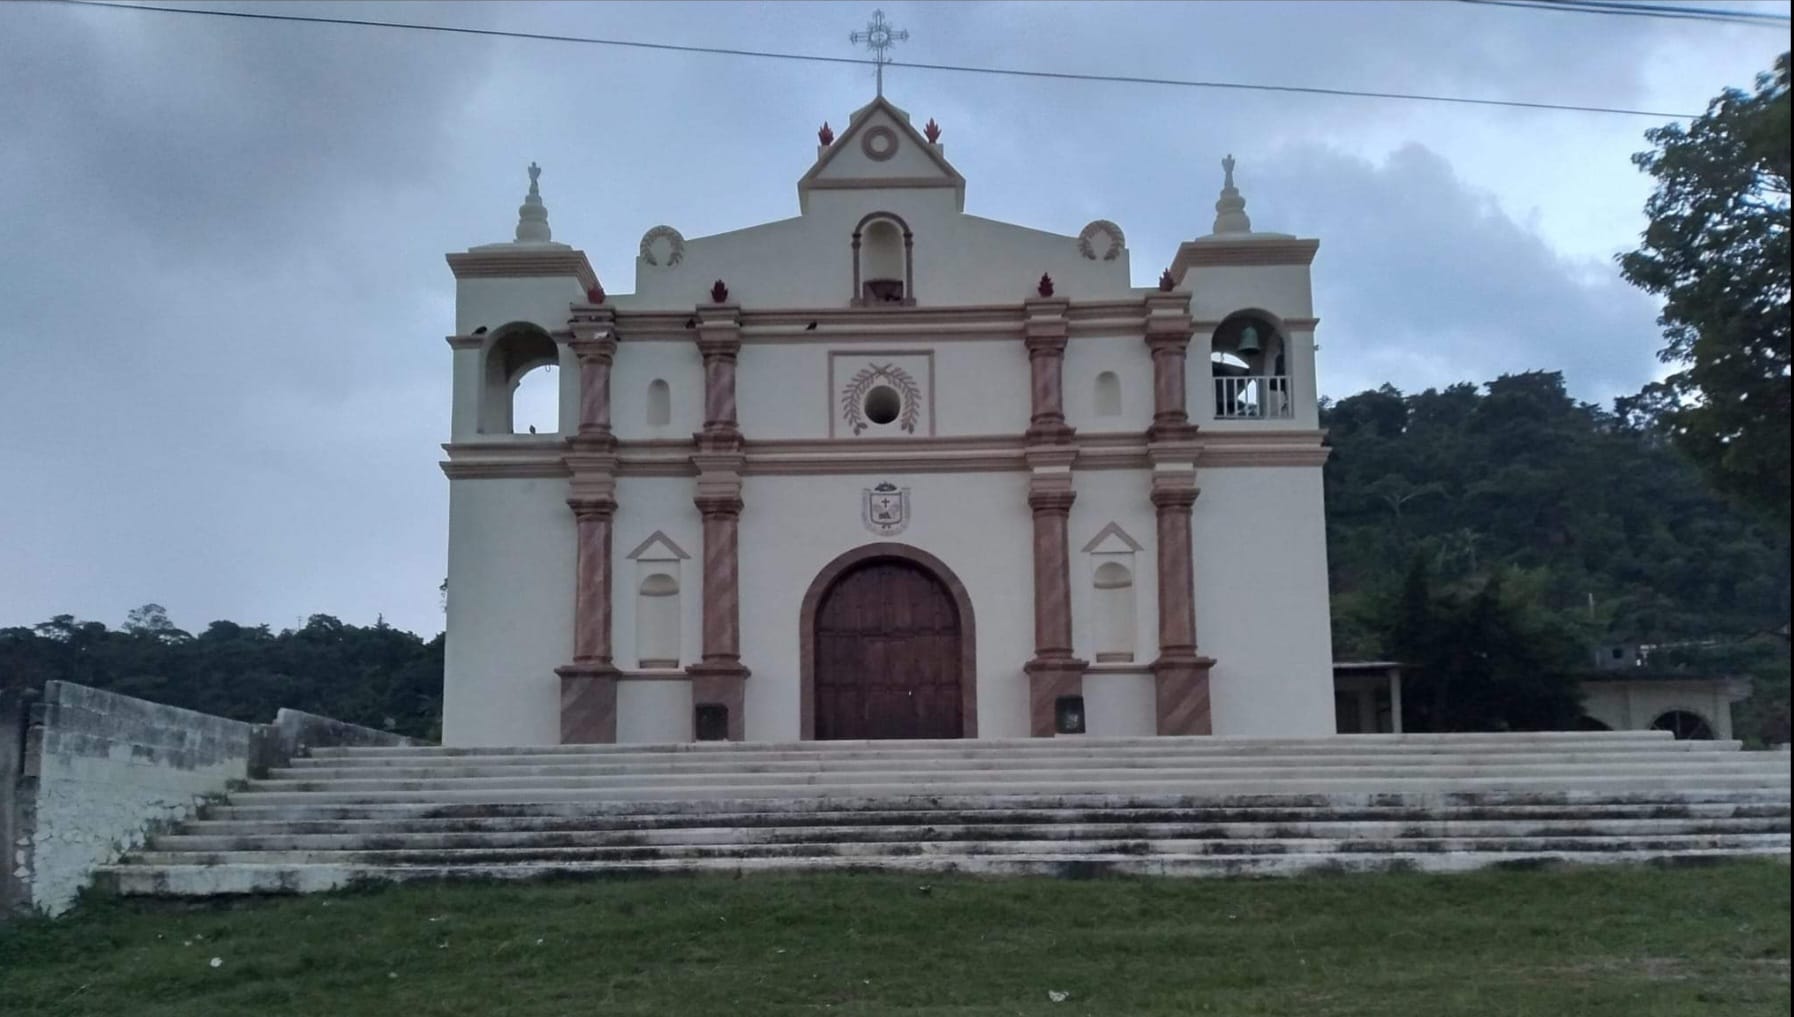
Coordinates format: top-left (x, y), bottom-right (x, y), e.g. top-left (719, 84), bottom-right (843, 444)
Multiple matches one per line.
top-left (1, 861), bottom-right (1787, 1016)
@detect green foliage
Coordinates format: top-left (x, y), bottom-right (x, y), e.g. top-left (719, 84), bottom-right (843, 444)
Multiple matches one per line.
top-left (1324, 372), bottom-right (1788, 649)
top-left (0, 610), bottom-right (442, 739)
top-left (1619, 53), bottom-right (1792, 527)
top-left (1386, 559), bottom-right (1585, 732)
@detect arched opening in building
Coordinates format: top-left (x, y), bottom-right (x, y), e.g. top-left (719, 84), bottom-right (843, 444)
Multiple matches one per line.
top-left (1092, 560), bottom-right (1135, 662)
top-left (800, 543), bottom-right (976, 739)
top-left (852, 212), bottom-right (914, 306)
top-left (646, 378), bottom-right (672, 428)
top-left (636, 572), bottom-right (680, 668)
top-left (479, 323), bottom-right (561, 434)
top-left (1094, 370), bottom-right (1122, 418)
top-left (1210, 311), bottom-right (1291, 420)
top-left (1651, 709), bottom-right (1715, 741)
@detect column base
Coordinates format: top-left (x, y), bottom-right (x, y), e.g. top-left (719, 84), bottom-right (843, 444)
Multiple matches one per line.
top-left (686, 660), bottom-right (749, 741)
top-left (1152, 655), bottom-right (1216, 735)
top-left (1023, 657), bottom-right (1088, 737)
top-left (557, 664), bottom-right (619, 744)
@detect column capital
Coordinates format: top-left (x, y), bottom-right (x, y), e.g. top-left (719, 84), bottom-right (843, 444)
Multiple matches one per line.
top-left (1028, 487), bottom-right (1077, 514)
top-left (1024, 332), bottom-right (1069, 356)
top-left (567, 494), bottom-right (617, 519)
top-left (567, 332), bottom-right (617, 365)
top-left (1150, 477), bottom-right (1200, 512)
top-left (694, 492), bottom-right (744, 517)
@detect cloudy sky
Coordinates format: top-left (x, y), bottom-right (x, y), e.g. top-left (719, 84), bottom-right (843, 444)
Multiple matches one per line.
top-left (1, 0), bottom-right (1787, 638)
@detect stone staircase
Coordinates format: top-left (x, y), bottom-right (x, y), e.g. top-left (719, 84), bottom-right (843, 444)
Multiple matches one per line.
top-left (97, 731), bottom-right (1791, 897)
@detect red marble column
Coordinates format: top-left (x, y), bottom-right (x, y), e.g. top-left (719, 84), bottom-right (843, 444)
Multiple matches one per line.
top-left (1024, 297), bottom-right (1074, 444)
top-left (687, 302), bottom-right (748, 740)
top-left (557, 494), bottom-right (619, 743)
top-left (1151, 473), bottom-right (1214, 735)
top-left (1145, 293), bottom-right (1198, 442)
top-left (557, 304), bottom-right (622, 744)
top-left (1024, 469), bottom-right (1086, 737)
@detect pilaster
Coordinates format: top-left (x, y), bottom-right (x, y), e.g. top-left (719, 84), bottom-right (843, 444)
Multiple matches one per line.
top-left (1145, 292), bottom-right (1199, 442)
top-left (1023, 296), bottom-right (1075, 445)
top-left (688, 301), bottom-right (748, 739)
top-left (555, 303), bottom-right (622, 743)
top-left (1148, 457), bottom-right (1214, 736)
top-left (1024, 446), bottom-right (1086, 736)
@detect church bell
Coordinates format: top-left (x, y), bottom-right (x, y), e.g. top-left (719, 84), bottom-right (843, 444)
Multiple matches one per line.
top-left (1236, 323), bottom-right (1263, 356)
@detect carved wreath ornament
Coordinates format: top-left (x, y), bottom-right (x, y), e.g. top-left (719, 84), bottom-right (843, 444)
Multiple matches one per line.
top-left (840, 363), bottom-right (922, 435)
top-left (638, 225), bottom-right (685, 267)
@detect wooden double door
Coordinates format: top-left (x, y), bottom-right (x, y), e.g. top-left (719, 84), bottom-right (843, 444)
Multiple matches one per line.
top-left (813, 558), bottom-right (964, 740)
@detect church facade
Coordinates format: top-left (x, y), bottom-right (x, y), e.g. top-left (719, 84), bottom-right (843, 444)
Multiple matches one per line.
top-left (440, 97), bottom-right (1335, 746)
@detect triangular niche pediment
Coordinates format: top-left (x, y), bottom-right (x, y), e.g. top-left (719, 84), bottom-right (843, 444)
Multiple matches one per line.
top-left (798, 96), bottom-right (966, 211)
top-left (1081, 522), bottom-right (1144, 555)
top-left (625, 530), bottom-right (691, 562)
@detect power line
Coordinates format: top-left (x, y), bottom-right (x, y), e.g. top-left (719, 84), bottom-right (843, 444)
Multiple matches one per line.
top-left (1457, 0), bottom-right (1790, 27)
top-left (52, 0), bottom-right (1706, 119)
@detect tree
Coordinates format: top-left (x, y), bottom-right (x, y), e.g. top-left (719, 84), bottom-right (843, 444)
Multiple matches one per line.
top-left (1619, 53), bottom-right (1791, 527)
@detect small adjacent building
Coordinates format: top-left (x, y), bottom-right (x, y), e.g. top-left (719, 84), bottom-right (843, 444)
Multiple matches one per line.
top-left (440, 96), bottom-right (1335, 746)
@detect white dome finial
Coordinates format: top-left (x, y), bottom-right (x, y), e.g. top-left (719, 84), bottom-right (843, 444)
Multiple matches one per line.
top-left (514, 162), bottom-right (553, 244)
top-left (1212, 154), bottom-right (1252, 235)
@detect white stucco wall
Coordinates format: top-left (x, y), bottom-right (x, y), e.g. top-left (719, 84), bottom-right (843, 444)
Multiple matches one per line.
top-left (24, 683), bottom-right (258, 916)
top-left (1193, 466), bottom-right (1337, 736)
top-left (442, 477), bottom-right (576, 746)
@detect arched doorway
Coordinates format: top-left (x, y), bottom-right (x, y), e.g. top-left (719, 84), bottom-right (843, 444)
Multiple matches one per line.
top-left (800, 544), bottom-right (977, 740)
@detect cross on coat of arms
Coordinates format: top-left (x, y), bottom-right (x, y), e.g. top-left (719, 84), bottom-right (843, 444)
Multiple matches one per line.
top-left (862, 481), bottom-right (910, 536)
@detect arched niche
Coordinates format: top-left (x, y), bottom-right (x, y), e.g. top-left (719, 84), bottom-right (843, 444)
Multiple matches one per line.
top-left (851, 212), bottom-right (915, 307)
top-left (646, 378), bottom-right (672, 428)
top-left (479, 322), bottom-right (561, 435)
top-left (1094, 370), bottom-right (1123, 418)
top-left (636, 571), bottom-right (681, 668)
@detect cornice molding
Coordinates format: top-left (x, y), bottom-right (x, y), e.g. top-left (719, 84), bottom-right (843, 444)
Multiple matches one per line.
top-left (446, 249), bottom-right (599, 291)
top-left (1172, 237), bottom-right (1320, 271)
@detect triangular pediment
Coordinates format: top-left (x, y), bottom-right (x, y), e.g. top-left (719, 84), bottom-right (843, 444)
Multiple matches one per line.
top-left (1082, 522), bottom-right (1144, 555)
top-left (798, 96), bottom-right (966, 212)
top-left (625, 530), bottom-right (691, 562)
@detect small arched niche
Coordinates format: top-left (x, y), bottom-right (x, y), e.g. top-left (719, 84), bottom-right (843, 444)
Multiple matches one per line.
top-left (636, 572), bottom-right (681, 669)
top-left (852, 212), bottom-right (914, 306)
top-left (1094, 371), bottom-right (1122, 418)
top-left (646, 378), bottom-right (672, 428)
top-left (1210, 311), bottom-right (1291, 420)
top-left (1092, 560), bottom-right (1136, 663)
top-left (479, 323), bottom-right (561, 435)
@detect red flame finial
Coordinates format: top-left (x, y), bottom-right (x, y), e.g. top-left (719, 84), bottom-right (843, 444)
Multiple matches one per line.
top-left (586, 283), bottom-right (606, 304)
top-left (818, 122), bottom-right (835, 146)
top-left (1157, 269), bottom-right (1175, 292)
top-left (924, 118), bottom-right (941, 143)
top-left (1036, 273), bottom-right (1055, 299)
top-left (709, 279), bottom-right (730, 304)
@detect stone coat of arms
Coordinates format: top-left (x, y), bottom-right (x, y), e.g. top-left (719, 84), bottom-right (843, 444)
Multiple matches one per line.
top-left (862, 481), bottom-right (910, 537)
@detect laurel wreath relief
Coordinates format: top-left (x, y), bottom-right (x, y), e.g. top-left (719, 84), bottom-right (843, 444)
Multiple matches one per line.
top-left (841, 363), bottom-right (922, 435)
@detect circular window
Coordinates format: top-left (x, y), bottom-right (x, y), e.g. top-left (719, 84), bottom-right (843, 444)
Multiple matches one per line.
top-left (863, 385), bottom-right (902, 425)
top-left (862, 126), bottom-right (899, 162)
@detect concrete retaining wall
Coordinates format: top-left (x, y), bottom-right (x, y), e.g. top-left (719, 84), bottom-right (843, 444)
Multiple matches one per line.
top-left (5, 682), bottom-right (422, 917)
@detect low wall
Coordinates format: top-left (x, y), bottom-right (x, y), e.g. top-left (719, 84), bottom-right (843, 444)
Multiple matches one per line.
top-left (6, 682), bottom-right (421, 917)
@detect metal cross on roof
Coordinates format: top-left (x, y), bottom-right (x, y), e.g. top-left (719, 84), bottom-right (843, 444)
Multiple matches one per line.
top-left (850, 9), bottom-right (908, 97)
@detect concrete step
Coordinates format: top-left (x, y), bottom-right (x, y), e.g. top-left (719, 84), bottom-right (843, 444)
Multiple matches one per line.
top-left (178, 801), bottom-right (1794, 837)
top-left (268, 748), bottom-right (1766, 781)
top-left (147, 816), bottom-right (1794, 853)
top-left (224, 772), bottom-right (1793, 806)
top-left (95, 845), bottom-right (1794, 897)
top-left (125, 832), bottom-right (1794, 868)
top-left (302, 731), bottom-right (1692, 760)
top-left (285, 738), bottom-right (1740, 770)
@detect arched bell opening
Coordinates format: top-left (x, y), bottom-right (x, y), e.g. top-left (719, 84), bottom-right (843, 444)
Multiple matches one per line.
top-left (1210, 311), bottom-right (1291, 420)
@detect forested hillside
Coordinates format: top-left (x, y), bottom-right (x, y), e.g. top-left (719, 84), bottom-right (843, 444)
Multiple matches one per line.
top-left (2, 370), bottom-right (1786, 741)
top-left (1324, 372), bottom-right (1788, 656)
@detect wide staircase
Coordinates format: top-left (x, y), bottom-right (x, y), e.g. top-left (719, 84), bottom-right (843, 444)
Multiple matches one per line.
top-left (99, 731), bottom-right (1790, 897)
